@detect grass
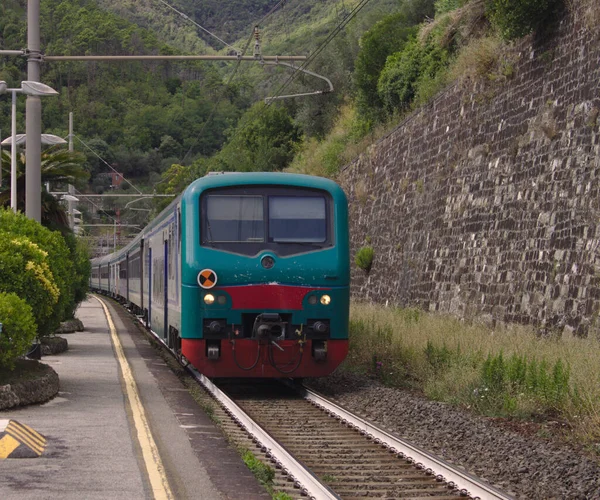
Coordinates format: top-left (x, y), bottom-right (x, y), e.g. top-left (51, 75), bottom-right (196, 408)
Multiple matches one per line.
top-left (346, 302), bottom-right (600, 445)
top-left (239, 447), bottom-right (293, 500)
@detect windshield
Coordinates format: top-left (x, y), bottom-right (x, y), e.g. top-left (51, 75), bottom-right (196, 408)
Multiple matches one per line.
top-left (205, 195), bottom-right (264, 242)
top-left (268, 196), bottom-right (326, 243)
top-left (202, 187), bottom-right (332, 256)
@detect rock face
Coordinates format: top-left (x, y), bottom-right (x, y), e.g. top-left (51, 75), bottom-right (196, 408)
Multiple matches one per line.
top-left (340, 1), bottom-right (600, 334)
top-left (0, 362), bottom-right (59, 410)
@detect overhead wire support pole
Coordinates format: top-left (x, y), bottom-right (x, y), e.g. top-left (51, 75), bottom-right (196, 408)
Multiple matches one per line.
top-left (43, 55), bottom-right (306, 62)
top-left (0, 50), bottom-right (26, 56)
top-left (26, 0), bottom-right (42, 222)
top-left (262, 62), bottom-right (333, 103)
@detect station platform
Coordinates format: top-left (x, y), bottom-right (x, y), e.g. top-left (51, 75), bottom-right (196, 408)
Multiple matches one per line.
top-left (0, 297), bottom-right (269, 500)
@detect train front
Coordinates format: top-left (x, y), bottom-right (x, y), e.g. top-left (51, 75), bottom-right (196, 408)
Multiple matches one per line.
top-left (180, 173), bottom-right (349, 378)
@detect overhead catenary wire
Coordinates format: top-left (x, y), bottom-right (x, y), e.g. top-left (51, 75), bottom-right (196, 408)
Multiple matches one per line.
top-left (266, 0), bottom-right (374, 106)
top-left (211, 0), bottom-right (374, 156)
top-left (180, 29), bottom-right (257, 164)
top-left (174, 0), bottom-right (291, 164)
top-left (74, 134), bottom-right (143, 195)
top-left (154, 0), bottom-right (239, 53)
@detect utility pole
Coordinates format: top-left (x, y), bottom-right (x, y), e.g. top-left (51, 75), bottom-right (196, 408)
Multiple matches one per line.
top-left (26, 0), bottom-right (42, 222)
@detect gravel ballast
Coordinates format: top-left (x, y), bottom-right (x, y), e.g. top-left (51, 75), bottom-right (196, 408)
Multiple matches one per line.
top-left (308, 371), bottom-right (600, 499)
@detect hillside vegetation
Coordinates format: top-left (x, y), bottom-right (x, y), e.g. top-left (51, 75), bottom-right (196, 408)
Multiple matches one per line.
top-left (0, 0), bottom-right (567, 214)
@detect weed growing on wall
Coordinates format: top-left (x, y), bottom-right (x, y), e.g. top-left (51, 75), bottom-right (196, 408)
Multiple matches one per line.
top-left (355, 246), bottom-right (375, 272)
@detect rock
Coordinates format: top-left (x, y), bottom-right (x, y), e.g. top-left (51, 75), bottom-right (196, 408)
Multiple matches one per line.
top-left (55, 318), bottom-right (84, 334)
top-left (0, 361), bottom-right (59, 410)
top-left (40, 336), bottom-right (68, 355)
top-left (0, 384), bottom-right (20, 409)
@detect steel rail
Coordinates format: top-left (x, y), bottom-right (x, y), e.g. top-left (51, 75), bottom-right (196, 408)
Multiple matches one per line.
top-left (300, 386), bottom-right (514, 500)
top-left (187, 367), bottom-right (339, 500)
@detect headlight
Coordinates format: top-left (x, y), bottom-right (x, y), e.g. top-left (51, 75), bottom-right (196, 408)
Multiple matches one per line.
top-left (204, 294), bottom-right (215, 305)
top-left (320, 295), bottom-right (331, 305)
top-left (308, 295), bottom-right (318, 305)
top-left (217, 295), bottom-right (227, 305)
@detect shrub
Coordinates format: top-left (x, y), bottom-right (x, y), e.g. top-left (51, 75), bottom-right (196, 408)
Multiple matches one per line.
top-left (63, 233), bottom-right (91, 318)
top-left (0, 292), bottom-right (37, 370)
top-left (354, 13), bottom-right (416, 115)
top-left (486, 0), bottom-right (562, 40)
top-left (0, 232), bottom-right (60, 336)
top-left (378, 37), bottom-right (450, 113)
top-left (355, 246), bottom-right (374, 272)
top-left (0, 208), bottom-right (76, 327)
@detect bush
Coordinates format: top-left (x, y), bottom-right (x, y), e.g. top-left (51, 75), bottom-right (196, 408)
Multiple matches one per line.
top-left (354, 13), bottom-right (416, 115)
top-left (0, 232), bottom-right (60, 336)
top-left (355, 246), bottom-right (374, 272)
top-left (0, 292), bottom-right (37, 370)
top-left (0, 209), bottom-right (76, 327)
top-left (378, 37), bottom-right (450, 113)
top-left (486, 0), bottom-right (562, 40)
top-left (63, 233), bottom-right (91, 318)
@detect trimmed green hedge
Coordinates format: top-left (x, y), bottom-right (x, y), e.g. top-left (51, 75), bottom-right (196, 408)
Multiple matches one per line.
top-left (0, 292), bottom-right (37, 370)
top-left (0, 209), bottom-right (76, 328)
top-left (0, 232), bottom-right (60, 336)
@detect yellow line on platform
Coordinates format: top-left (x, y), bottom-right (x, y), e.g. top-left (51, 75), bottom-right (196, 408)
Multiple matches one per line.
top-left (94, 295), bottom-right (173, 500)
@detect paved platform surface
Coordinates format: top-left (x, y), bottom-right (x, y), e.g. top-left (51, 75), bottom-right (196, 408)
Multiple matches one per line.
top-left (0, 297), bottom-right (268, 499)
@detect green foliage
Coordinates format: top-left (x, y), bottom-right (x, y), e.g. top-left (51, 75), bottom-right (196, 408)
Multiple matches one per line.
top-left (215, 103), bottom-right (301, 173)
top-left (424, 341), bottom-right (453, 373)
top-left (0, 292), bottom-right (37, 370)
top-left (476, 352), bottom-right (572, 414)
top-left (0, 234), bottom-right (59, 337)
top-left (435, 0), bottom-right (469, 15)
top-left (63, 233), bottom-right (91, 318)
top-left (355, 246), bottom-right (374, 272)
top-left (158, 103), bottom-right (301, 194)
top-left (0, 209), bottom-right (75, 332)
top-left (354, 13), bottom-right (417, 115)
top-left (241, 449), bottom-right (275, 486)
top-left (378, 37), bottom-right (450, 113)
top-left (486, 0), bottom-right (562, 40)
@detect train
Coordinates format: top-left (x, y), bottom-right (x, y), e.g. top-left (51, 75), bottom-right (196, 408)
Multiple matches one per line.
top-left (90, 172), bottom-right (350, 378)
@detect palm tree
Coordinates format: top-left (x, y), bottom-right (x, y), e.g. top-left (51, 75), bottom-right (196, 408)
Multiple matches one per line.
top-left (0, 145), bottom-right (89, 233)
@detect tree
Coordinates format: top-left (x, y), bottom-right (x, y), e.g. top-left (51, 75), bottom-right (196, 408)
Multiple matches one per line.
top-left (0, 145), bottom-right (88, 232)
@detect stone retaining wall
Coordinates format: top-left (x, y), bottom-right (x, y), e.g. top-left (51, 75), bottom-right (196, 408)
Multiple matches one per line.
top-left (339, 2), bottom-right (600, 335)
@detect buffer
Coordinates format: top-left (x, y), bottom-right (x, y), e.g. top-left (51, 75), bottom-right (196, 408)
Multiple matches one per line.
top-left (0, 419), bottom-right (47, 458)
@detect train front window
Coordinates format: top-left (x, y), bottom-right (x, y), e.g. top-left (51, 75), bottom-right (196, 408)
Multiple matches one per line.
top-left (205, 195), bottom-right (264, 243)
top-left (268, 196), bottom-right (326, 243)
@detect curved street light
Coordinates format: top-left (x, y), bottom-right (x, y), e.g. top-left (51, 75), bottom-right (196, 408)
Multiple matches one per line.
top-left (0, 80), bottom-right (59, 212)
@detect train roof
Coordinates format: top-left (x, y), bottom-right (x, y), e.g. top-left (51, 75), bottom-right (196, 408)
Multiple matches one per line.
top-left (184, 172), bottom-right (345, 198)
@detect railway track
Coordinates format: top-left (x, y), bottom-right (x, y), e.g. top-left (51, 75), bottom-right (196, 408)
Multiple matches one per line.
top-left (126, 305), bottom-right (511, 500)
top-left (189, 369), bottom-right (513, 500)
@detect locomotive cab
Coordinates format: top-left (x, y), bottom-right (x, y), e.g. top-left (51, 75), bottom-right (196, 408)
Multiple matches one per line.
top-left (180, 173), bottom-right (349, 378)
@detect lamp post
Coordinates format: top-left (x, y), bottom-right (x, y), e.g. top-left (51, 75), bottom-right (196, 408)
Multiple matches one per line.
top-left (0, 80), bottom-right (58, 213)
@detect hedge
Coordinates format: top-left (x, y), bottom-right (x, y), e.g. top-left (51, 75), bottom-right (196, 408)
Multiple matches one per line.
top-left (0, 292), bottom-right (37, 370)
top-left (0, 208), bottom-right (76, 327)
top-left (0, 232), bottom-right (60, 336)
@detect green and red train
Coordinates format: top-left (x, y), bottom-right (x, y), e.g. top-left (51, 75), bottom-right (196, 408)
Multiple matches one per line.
top-left (90, 172), bottom-right (349, 378)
